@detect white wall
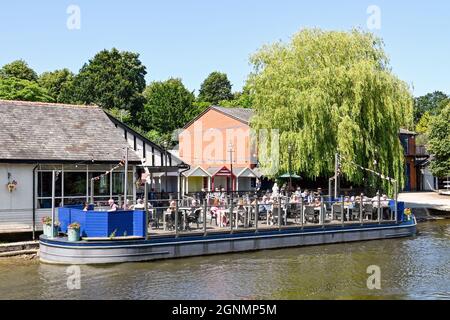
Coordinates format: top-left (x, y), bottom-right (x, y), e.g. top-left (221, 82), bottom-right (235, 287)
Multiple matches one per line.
top-left (0, 164), bottom-right (34, 229)
top-left (422, 167), bottom-right (436, 191)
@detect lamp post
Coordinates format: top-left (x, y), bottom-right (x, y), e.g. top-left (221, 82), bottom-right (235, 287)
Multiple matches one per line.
top-left (124, 147), bottom-right (129, 209)
top-left (228, 143), bottom-right (234, 232)
top-left (288, 144), bottom-right (293, 195)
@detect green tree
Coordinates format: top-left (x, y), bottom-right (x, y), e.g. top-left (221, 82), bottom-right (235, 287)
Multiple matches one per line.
top-left (415, 112), bottom-right (432, 135)
top-left (0, 78), bottom-right (53, 102)
top-left (414, 91), bottom-right (449, 124)
top-left (428, 104), bottom-right (450, 178)
top-left (218, 85), bottom-right (253, 108)
top-left (38, 69), bottom-right (75, 103)
top-left (248, 29), bottom-right (413, 194)
top-left (0, 60), bottom-right (38, 82)
top-left (72, 48), bottom-right (147, 117)
top-left (198, 71), bottom-right (233, 105)
top-left (140, 78), bottom-right (197, 146)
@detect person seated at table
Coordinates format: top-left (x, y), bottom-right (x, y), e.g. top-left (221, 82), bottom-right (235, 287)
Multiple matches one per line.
top-left (313, 197), bottom-right (322, 207)
top-left (302, 190), bottom-right (313, 203)
top-left (82, 202), bottom-right (89, 212)
top-left (317, 188), bottom-right (323, 197)
top-left (381, 194), bottom-right (389, 207)
top-left (108, 199), bottom-right (118, 212)
top-left (291, 194), bottom-right (300, 203)
top-left (295, 187), bottom-right (302, 198)
top-left (132, 199), bottom-right (145, 210)
top-left (123, 199), bottom-right (131, 210)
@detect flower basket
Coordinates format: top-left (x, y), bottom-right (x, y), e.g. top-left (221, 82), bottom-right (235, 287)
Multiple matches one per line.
top-left (6, 180), bottom-right (17, 193)
top-left (68, 222), bottom-right (81, 242)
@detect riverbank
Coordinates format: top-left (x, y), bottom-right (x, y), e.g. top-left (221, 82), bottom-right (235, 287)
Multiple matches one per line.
top-left (0, 241), bottom-right (39, 259)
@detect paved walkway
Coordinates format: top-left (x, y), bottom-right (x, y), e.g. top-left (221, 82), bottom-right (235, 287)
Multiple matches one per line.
top-left (398, 192), bottom-right (450, 212)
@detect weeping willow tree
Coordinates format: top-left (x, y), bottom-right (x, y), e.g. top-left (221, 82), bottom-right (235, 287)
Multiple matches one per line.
top-left (248, 29), bottom-right (413, 195)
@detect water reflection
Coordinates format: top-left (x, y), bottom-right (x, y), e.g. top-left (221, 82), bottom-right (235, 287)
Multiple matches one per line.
top-left (0, 221), bottom-right (449, 300)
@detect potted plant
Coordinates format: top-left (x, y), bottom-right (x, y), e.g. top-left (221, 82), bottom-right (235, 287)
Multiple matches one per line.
top-left (404, 208), bottom-right (412, 221)
top-left (41, 217), bottom-right (60, 237)
top-left (68, 222), bottom-right (81, 242)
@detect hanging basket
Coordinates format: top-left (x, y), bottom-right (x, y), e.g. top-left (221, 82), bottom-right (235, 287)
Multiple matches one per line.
top-left (6, 181), bottom-right (17, 193)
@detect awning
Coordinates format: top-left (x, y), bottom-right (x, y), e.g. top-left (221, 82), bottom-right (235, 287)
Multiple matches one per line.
top-left (207, 166), bottom-right (235, 177)
top-left (234, 167), bottom-right (259, 178)
top-left (182, 166), bottom-right (211, 177)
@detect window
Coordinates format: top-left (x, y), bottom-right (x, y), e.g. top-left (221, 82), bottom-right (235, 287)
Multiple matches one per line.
top-left (38, 171), bottom-right (62, 198)
top-left (64, 172), bottom-right (87, 197)
top-left (36, 166), bottom-right (134, 209)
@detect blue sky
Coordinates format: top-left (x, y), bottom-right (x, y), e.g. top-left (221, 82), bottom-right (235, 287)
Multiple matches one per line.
top-left (1, 0), bottom-right (449, 97)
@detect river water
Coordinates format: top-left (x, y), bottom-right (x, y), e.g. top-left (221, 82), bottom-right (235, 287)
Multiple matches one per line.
top-left (1, 220), bottom-right (449, 300)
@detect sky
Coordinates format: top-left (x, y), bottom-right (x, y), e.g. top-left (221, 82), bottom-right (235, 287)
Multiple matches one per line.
top-left (1, 0), bottom-right (449, 97)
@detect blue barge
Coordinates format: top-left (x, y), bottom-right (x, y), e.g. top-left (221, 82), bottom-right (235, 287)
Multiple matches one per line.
top-left (39, 206), bottom-right (417, 265)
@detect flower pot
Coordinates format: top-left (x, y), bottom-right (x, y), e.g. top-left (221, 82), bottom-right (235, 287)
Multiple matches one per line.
top-left (68, 228), bottom-right (81, 242)
top-left (43, 224), bottom-right (51, 237)
top-left (43, 224), bottom-right (59, 237)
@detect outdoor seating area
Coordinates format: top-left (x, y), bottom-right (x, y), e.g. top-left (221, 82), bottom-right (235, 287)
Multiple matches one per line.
top-left (51, 186), bottom-right (407, 241)
top-left (119, 189), bottom-right (406, 237)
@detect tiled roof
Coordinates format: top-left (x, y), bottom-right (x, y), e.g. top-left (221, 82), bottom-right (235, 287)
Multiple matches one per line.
top-left (400, 128), bottom-right (417, 135)
top-left (0, 100), bottom-right (141, 163)
top-left (211, 106), bottom-right (254, 124)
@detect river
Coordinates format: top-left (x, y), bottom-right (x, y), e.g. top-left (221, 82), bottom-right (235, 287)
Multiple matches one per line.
top-left (0, 220), bottom-right (449, 300)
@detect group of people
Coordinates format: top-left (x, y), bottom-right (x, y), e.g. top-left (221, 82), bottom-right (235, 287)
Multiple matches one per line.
top-left (81, 198), bottom-right (150, 212)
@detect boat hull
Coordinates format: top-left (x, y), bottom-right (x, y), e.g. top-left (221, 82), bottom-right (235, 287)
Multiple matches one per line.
top-left (39, 220), bottom-right (417, 265)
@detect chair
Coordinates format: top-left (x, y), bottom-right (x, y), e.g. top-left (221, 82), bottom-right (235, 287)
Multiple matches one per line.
top-left (351, 203), bottom-right (361, 221)
top-left (210, 209), bottom-right (218, 226)
top-left (304, 206), bottom-right (318, 223)
top-left (186, 208), bottom-right (202, 230)
top-left (363, 204), bottom-right (374, 221)
top-left (332, 204), bottom-right (343, 221)
top-left (167, 210), bottom-right (176, 231)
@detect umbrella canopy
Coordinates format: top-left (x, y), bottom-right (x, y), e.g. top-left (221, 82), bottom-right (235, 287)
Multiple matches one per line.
top-left (278, 173), bottom-right (302, 179)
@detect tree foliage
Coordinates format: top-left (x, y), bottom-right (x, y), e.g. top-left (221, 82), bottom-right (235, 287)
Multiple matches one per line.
top-left (0, 60), bottom-right (38, 82)
top-left (71, 48), bottom-right (147, 115)
top-left (248, 29), bottom-right (413, 194)
top-left (198, 71), bottom-right (233, 105)
top-left (414, 91), bottom-right (449, 124)
top-left (38, 69), bottom-right (75, 103)
top-left (140, 78), bottom-right (199, 146)
top-left (428, 104), bottom-right (450, 178)
top-left (0, 77), bottom-right (53, 102)
top-left (218, 85), bottom-right (253, 108)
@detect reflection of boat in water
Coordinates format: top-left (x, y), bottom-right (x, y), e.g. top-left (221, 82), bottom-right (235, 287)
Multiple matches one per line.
top-left (39, 203), bottom-right (417, 265)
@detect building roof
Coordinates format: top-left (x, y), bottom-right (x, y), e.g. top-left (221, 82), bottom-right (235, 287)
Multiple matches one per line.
top-left (210, 106), bottom-right (254, 124)
top-left (400, 128), bottom-right (417, 136)
top-left (0, 100), bottom-right (141, 163)
top-left (183, 106), bottom-right (254, 129)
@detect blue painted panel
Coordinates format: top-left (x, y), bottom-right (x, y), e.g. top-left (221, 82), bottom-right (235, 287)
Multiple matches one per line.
top-left (85, 211), bottom-right (109, 237)
top-left (59, 207), bottom-right (149, 238)
top-left (71, 209), bottom-right (88, 237)
top-left (389, 201), bottom-right (405, 222)
top-left (133, 210), bottom-right (146, 237)
top-left (58, 207), bottom-right (72, 233)
top-left (108, 211), bottom-right (134, 237)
